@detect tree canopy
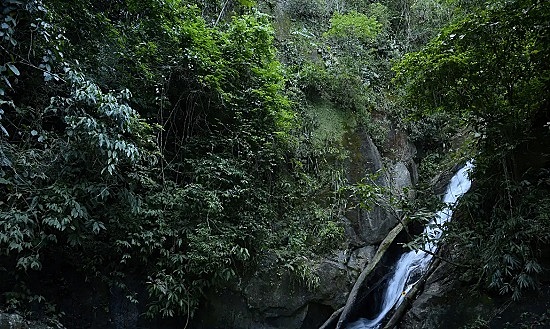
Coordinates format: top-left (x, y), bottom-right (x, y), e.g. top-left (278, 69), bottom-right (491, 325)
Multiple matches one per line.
top-left (2, 0), bottom-right (550, 325)
top-left (395, 0), bottom-right (550, 299)
top-left (0, 0), bottom-right (345, 319)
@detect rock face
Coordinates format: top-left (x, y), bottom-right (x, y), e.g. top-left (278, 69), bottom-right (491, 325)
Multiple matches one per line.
top-left (392, 162), bottom-right (413, 199)
top-left (342, 128), bottom-right (418, 245)
top-left (346, 246), bottom-right (377, 277)
top-left (343, 129), bottom-right (396, 245)
top-left (191, 247), bottom-right (378, 329)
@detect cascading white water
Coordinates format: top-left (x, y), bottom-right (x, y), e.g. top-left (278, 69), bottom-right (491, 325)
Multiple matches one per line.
top-left (346, 162), bottom-right (474, 329)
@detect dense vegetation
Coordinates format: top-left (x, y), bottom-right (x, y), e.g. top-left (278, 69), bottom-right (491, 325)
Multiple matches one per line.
top-left (1, 0), bottom-right (549, 326)
top-left (396, 0), bottom-right (550, 300)
top-left (0, 0), bottom-right (348, 320)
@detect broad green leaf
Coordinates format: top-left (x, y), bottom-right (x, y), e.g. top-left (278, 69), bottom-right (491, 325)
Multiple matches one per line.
top-left (6, 63), bottom-right (18, 76)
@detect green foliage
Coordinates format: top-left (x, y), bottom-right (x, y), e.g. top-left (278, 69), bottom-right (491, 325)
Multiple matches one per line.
top-left (395, 0), bottom-right (550, 298)
top-left (325, 11), bottom-right (382, 43)
top-left (503, 309), bottom-right (550, 329)
top-left (407, 0), bottom-right (455, 48)
top-left (286, 0), bottom-right (329, 20)
top-left (0, 0), bottom-right (346, 321)
top-left (395, 0), bottom-right (549, 132)
top-left (461, 317), bottom-right (490, 329)
top-left (277, 1), bottom-right (431, 155)
top-left (0, 0), bottom-right (480, 323)
top-left (449, 167), bottom-right (550, 300)
top-left (297, 59), bottom-right (371, 112)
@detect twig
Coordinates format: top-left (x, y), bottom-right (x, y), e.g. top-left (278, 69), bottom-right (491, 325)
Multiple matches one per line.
top-left (0, 44), bottom-right (67, 83)
top-left (214, 0), bottom-right (230, 26)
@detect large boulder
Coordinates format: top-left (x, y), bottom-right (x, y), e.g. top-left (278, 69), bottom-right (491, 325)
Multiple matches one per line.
top-left (359, 202), bottom-right (398, 245)
top-left (191, 247), bottom-right (380, 329)
top-left (341, 128), bottom-right (419, 245)
top-left (392, 161), bottom-right (414, 199)
top-left (342, 129), bottom-right (398, 245)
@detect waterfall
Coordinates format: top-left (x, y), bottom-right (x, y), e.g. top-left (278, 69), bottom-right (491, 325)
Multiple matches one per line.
top-left (346, 162), bottom-right (474, 329)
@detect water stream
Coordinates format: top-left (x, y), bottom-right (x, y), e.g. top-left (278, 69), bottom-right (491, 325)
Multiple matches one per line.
top-left (346, 162), bottom-right (474, 329)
